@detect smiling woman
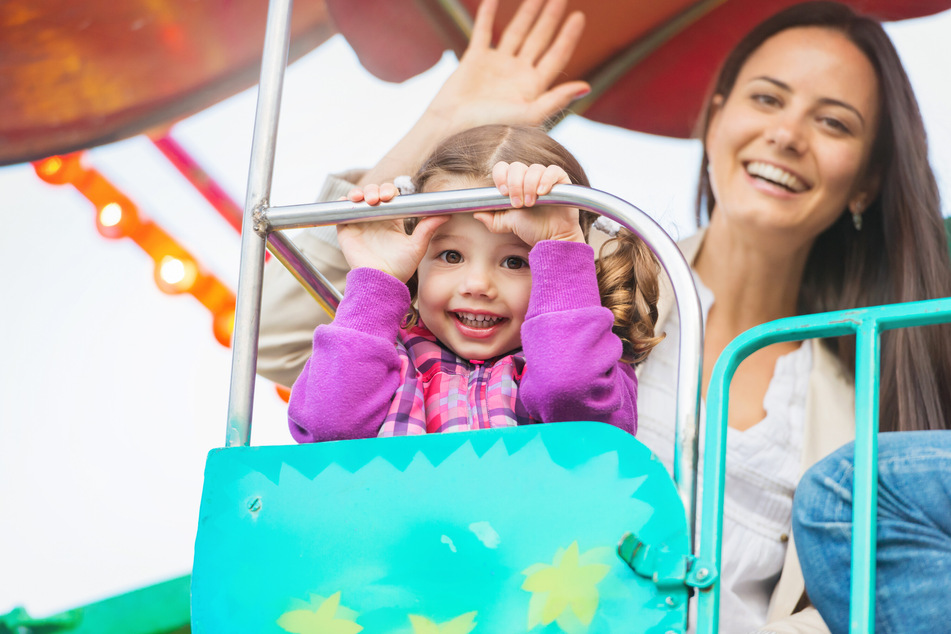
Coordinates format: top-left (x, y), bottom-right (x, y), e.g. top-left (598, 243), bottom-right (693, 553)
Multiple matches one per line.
top-left (695, 25), bottom-right (884, 440)
top-left (693, 2), bottom-right (951, 438)
top-left (659, 3), bottom-right (951, 630)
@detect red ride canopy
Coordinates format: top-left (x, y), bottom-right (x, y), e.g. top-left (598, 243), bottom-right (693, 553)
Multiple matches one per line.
top-left (0, 0), bottom-right (332, 165)
top-left (3, 0), bottom-right (949, 166)
top-left (327, 0), bottom-right (951, 138)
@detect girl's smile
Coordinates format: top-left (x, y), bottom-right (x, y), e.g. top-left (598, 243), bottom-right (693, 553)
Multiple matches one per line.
top-left (416, 212), bottom-right (532, 361)
top-left (452, 310), bottom-right (506, 336)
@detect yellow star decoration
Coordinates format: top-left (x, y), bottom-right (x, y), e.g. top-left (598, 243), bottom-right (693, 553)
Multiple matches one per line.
top-left (408, 611), bottom-right (478, 634)
top-left (521, 541), bottom-right (611, 632)
top-left (277, 591), bottom-right (363, 634)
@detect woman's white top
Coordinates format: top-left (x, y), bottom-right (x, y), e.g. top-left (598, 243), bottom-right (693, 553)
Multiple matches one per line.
top-left (636, 272), bottom-right (813, 633)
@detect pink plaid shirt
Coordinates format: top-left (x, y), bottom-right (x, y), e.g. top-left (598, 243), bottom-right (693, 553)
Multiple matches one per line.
top-left (378, 325), bottom-right (535, 436)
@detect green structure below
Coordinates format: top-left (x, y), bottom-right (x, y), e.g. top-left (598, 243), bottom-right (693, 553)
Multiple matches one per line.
top-left (1, 575), bottom-right (190, 634)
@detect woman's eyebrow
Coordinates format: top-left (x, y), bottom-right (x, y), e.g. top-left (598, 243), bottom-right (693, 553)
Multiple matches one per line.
top-left (752, 75), bottom-right (866, 126)
top-left (752, 75), bottom-right (793, 92)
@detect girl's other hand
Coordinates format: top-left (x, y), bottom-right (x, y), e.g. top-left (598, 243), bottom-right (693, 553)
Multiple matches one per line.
top-left (476, 161), bottom-right (584, 246)
top-left (492, 160), bottom-right (567, 207)
top-left (346, 182), bottom-right (399, 206)
top-left (338, 185), bottom-right (448, 283)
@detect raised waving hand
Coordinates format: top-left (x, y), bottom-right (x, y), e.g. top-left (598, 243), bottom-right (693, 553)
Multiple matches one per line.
top-left (359, 0), bottom-right (588, 186)
top-left (427, 0), bottom-right (589, 130)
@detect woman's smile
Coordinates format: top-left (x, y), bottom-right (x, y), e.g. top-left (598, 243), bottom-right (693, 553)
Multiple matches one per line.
top-left (744, 161), bottom-right (811, 194)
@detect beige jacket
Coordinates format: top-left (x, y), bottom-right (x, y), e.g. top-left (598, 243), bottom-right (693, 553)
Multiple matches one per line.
top-left (660, 230), bottom-right (855, 633)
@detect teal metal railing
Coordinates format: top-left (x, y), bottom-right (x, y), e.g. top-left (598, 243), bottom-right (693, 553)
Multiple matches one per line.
top-left (695, 296), bottom-right (951, 633)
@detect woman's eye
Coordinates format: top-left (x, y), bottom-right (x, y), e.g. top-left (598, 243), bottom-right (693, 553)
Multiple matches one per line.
top-left (502, 256), bottom-right (528, 270)
top-left (752, 93), bottom-right (781, 108)
top-left (819, 116), bottom-right (852, 135)
top-left (439, 250), bottom-right (462, 264)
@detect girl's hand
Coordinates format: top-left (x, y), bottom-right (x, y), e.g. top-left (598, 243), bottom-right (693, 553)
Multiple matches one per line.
top-left (358, 0), bottom-right (588, 187)
top-left (475, 161), bottom-right (585, 246)
top-left (347, 182), bottom-right (400, 206)
top-left (338, 185), bottom-right (448, 283)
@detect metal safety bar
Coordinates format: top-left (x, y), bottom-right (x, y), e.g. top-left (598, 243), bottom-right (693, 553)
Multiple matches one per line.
top-left (697, 296), bottom-right (951, 634)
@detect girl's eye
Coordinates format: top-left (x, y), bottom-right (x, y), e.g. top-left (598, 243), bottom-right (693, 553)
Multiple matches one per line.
top-left (439, 250), bottom-right (462, 264)
top-left (502, 256), bottom-right (528, 270)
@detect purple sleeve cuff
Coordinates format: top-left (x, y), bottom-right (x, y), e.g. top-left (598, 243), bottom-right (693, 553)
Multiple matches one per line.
top-left (526, 240), bottom-right (600, 318)
top-left (334, 267), bottom-right (411, 339)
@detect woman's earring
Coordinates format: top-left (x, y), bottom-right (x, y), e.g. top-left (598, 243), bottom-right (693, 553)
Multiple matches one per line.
top-left (850, 199), bottom-right (865, 231)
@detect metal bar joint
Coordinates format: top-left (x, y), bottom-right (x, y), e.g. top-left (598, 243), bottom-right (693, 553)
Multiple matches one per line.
top-left (253, 201), bottom-right (270, 236)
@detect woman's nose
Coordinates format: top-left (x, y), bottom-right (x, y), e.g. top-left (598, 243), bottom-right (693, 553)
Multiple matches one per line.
top-left (766, 117), bottom-right (807, 154)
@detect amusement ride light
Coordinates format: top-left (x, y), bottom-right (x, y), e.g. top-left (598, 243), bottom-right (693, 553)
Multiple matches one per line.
top-left (99, 202), bottom-right (123, 227)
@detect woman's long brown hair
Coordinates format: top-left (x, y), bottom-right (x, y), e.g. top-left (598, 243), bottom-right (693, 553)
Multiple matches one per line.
top-left (694, 2), bottom-right (951, 432)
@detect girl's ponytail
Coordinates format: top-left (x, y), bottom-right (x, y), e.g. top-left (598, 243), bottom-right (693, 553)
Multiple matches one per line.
top-left (596, 230), bottom-right (664, 365)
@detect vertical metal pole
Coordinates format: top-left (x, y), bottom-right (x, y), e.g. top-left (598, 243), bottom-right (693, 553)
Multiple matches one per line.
top-left (849, 321), bottom-right (880, 632)
top-left (674, 322), bottom-right (703, 560)
top-left (226, 0), bottom-right (294, 448)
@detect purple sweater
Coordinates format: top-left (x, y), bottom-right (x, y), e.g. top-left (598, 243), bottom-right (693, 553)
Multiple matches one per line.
top-left (288, 240), bottom-right (637, 442)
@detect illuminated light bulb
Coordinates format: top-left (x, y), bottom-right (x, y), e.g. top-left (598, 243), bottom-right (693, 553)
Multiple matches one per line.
top-left (36, 156), bottom-right (63, 178)
top-left (99, 202), bottom-right (123, 227)
top-left (155, 255), bottom-right (198, 294)
top-left (160, 256), bottom-right (187, 285)
top-left (33, 154), bottom-right (82, 185)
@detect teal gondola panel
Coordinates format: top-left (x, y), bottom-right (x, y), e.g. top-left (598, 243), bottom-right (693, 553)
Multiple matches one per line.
top-left (192, 422), bottom-right (689, 633)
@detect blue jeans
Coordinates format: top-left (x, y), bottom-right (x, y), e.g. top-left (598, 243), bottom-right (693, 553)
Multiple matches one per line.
top-left (792, 431), bottom-right (951, 633)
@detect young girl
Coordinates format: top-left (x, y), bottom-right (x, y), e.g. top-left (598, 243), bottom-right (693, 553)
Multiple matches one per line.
top-left (288, 125), bottom-right (661, 442)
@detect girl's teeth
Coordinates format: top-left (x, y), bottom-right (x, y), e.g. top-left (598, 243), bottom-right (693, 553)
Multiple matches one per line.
top-left (746, 161), bottom-right (807, 192)
top-left (455, 312), bottom-right (503, 327)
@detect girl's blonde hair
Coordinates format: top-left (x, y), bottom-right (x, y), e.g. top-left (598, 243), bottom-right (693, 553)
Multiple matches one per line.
top-left (406, 124), bottom-right (663, 365)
